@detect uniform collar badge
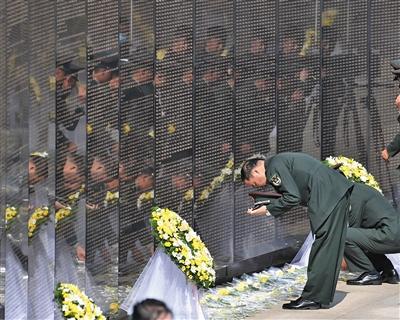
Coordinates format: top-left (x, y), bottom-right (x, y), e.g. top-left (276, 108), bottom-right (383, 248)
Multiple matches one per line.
top-left (270, 174), bottom-right (281, 187)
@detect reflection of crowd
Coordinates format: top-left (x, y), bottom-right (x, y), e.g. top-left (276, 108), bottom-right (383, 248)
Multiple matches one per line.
top-left (50, 7), bottom-right (371, 276)
top-left (3, 1), bottom-right (400, 318)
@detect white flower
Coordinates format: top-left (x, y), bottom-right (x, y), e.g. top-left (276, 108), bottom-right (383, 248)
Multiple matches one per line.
top-left (179, 221), bottom-right (190, 231)
top-left (221, 168), bottom-right (232, 176)
top-left (200, 190), bottom-right (209, 199)
top-left (185, 230), bottom-right (197, 242)
top-left (326, 156), bottom-right (336, 165)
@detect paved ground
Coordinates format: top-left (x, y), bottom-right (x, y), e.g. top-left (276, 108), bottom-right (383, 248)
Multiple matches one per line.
top-left (247, 281), bottom-right (400, 320)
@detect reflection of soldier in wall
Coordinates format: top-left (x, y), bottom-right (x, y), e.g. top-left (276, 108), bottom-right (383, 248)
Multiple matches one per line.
top-left (169, 160), bottom-right (200, 222)
top-left (56, 152), bottom-right (86, 261)
top-left (194, 172), bottom-right (234, 268)
top-left (87, 56), bottom-right (119, 152)
top-left (320, 26), bottom-right (366, 159)
top-left (162, 25), bottom-right (192, 68)
top-left (236, 59), bottom-right (276, 155)
top-left (86, 152), bottom-right (119, 276)
top-left (56, 62), bottom-right (84, 152)
top-left (123, 55), bottom-right (154, 99)
top-left (277, 32), bottom-right (312, 152)
top-left (199, 25), bottom-right (230, 61)
top-left (58, 69), bottom-right (88, 155)
top-left (124, 167), bottom-right (154, 270)
top-left (196, 57), bottom-right (233, 172)
top-left (118, 159), bottom-right (142, 277)
top-left (155, 59), bottom-right (194, 158)
top-left (122, 56), bottom-right (154, 164)
top-left (320, 23), bottom-right (346, 158)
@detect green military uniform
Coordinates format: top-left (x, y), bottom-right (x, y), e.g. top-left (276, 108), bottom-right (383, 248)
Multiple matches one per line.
top-left (345, 183), bottom-right (400, 272)
top-left (263, 152), bottom-right (353, 304)
top-left (387, 133), bottom-right (400, 158)
top-left (386, 115), bottom-right (400, 158)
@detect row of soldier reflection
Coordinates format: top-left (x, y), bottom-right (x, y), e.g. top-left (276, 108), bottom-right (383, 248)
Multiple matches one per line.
top-left (51, 19), bottom-right (370, 272)
top-left (23, 14), bottom-right (374, 305)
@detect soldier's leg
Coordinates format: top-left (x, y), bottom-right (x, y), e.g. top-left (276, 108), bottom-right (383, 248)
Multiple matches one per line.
top-left (346, 227), bottom-right (400, 255)
top-left (344, 241), bottom-right (376, 272)
top-left (301, 193), bottom-right (350, 304)
top-left (366, 252), bottom-right (395, 273)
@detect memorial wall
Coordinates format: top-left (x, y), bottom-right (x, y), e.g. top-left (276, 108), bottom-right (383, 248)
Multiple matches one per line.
top-left (0, 0), bottom-right (399, 317)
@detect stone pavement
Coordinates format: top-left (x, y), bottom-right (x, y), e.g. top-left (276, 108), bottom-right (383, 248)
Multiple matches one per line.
top-left (247, 281), bottom-right (400, 320)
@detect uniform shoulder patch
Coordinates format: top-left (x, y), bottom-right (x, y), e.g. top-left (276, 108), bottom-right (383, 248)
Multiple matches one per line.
top-left (270, 174), bottom-right (281, 187)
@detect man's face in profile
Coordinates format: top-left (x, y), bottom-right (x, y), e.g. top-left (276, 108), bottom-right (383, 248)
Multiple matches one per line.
top-left (244, 162), bottom-right (267, 188)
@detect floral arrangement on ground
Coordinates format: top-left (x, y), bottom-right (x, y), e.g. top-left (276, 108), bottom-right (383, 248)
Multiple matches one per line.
top-left (150, 207), bottom-right (216, 288)
top-left (200, 264), bottom-right (359, 320)
top-left (55, 283), bottom-right (106, 320)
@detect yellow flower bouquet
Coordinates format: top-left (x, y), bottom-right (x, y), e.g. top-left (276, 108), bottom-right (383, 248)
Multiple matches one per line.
top-left (150, 207), bottom-right (215, 288)
top-left (324, 156), bottom-right (382, 193)
top-left (137, 190), bottom-right (154, 209)
top-left (56, 185), bottom-right (84, 225)
top-left (104, 191), bottom-right (119, 207)
top-left (55, 207), bottom-right (72, 224)
top-left (5, 206), bottom-right (18, 230)
top-left (55, 283), bottom-right (106, 320)
top-left (184, 188), bottom-right (194, 202)
top-left (28, 206), bottom-right (50, 238)
top-left (197, 157), bottom-right (234, 204)
top-left (67, 184), bottom-right (85, 205)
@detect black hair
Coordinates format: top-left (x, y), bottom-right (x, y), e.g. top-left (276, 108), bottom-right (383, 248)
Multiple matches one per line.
top-left (137, 166), bottom-right (155, 178)
top-left (56, 152), bottom-right (85, 196)
top-left (90, 152), bottom-right (119, 180)
top-left (206, 25), bottom-right (227, 45)
top-left (240, 154), bottom-right (266, 181)
top-left (67, 152), bottom-right (85, 174)
top-left (30, 154), bottom-right (48, 180)
top-left (132, 299), bottom-right (172, 320)
top-left (173, 25), bottom-right (192, 41)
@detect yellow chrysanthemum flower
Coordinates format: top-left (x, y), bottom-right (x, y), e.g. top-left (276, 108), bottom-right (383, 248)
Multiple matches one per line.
top-left (55, 207), bottom-right (72, 223)
top-left (196, 155), bottom-right (234, 204)
top-left (156, 48), bottom-right (167, 61)
top-left (167, 123), bottom-right (176, 134)
top-left (28, 206), bottom-right (50, 238)
top-left (5, 206), bottom-right (17, 224)
top-left (109, 302), bottom-right (119, 314)
top-left (184, 189), bottom-right (193, 202)
top-left (150, 207), bottom-right (215, 288)
top-left (122, 123), bottom-right (131, 134)
top-left (324, 156), bottom-right (382, 193)
top-left (87, 123), bottom-right (93, 134)
top-left (56, 283), bottom-right (106, 320)
top-left (217, 288), bottom-right (231, 296)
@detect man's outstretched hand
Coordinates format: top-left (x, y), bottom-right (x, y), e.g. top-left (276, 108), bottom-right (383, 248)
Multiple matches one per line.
top-left (247, 205), bottom-right (271, 217)
top-left (381, 148), bottom-right (389, 161)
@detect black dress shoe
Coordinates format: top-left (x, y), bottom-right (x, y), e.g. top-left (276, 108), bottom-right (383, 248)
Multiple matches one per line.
top-left (346, 271), bottom-right (382, 285)
top-left (382, 269), bottom-right (400, 284)
top-left (282, 297), bottom-right (321, 310)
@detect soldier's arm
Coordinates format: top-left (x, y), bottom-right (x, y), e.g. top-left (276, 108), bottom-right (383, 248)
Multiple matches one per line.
top-left (266, 162), bottom-right (301, 217)
top-left (386, 133), bottom-right (400, 157)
